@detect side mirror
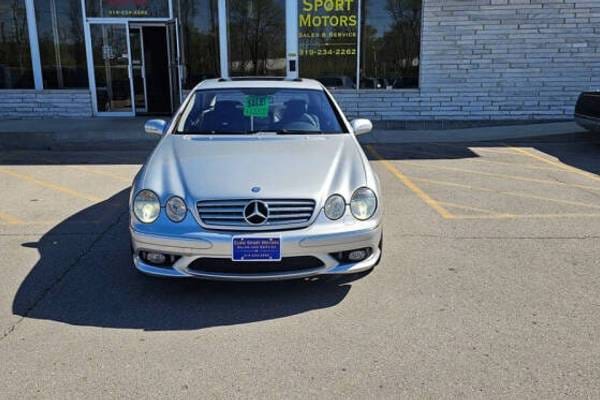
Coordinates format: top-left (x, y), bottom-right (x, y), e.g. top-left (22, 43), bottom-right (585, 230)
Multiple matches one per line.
top-left (350, 118), bottom-right (373, 136)
top-left (144, 119), bottom-right (168, 136)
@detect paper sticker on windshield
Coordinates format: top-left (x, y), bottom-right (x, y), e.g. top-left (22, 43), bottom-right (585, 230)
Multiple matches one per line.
top-left (243, 95), bottom-right (270, 118)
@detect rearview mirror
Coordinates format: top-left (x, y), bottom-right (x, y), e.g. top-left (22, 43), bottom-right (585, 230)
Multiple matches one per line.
top-left (144, 119), bottom-right (168, 136)
top-left (350, 119), bottom-right (373, 136)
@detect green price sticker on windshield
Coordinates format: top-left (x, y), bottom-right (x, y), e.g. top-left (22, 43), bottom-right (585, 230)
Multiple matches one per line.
top-left (243, 95), bottom-right (270, 118)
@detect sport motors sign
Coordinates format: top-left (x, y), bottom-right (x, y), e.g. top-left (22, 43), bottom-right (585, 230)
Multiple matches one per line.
top-left (299, 0), bottom-right (358, 58)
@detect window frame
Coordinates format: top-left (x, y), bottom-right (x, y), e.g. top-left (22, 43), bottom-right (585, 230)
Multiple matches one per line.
top-left (26, 0), bottom-right (44, 89)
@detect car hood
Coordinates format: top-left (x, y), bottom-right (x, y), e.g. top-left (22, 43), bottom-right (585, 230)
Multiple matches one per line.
top-left (139, 134), bottom-right (367, 203)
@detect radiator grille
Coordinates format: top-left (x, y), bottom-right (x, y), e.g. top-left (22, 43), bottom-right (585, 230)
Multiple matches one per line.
top-left (196, 199), bottom-right (316, 230)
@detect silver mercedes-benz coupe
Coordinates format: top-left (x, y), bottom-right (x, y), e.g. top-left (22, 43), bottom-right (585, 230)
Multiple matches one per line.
top-left (130, 77), bottom-right (383, 281)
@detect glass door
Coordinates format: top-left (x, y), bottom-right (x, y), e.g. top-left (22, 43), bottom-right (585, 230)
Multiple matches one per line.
top-left (89, 23), bottom-right (134, 115)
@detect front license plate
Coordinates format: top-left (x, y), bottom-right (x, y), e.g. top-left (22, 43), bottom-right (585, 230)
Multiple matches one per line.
top-left (232, 237), bottom-right (281, 262)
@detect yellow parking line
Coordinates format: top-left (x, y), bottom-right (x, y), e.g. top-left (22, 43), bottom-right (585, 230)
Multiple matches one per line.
top-left (453, 213), bottom-right (600, 220)
top-left (0, 211), bottom-right (25, 225)
top-left (0, 168), bottom-right (102, 203)
top-left (432, 145), bottom-right (517, 157)
top-left (367, 145), bottom-right (454, 219)
top-left (507, 147), bottom-right (600, 183)
top-left (68, 165), bottom-right (132, 183)
top-left (438, 201), bottom-right (511, 217)
top-left (467, 158), bottom-right (563, 173)
top-left (34, 155), bottom-right (134, 183)
top-left (380, 143), bottom-right (563, 173)
top-left (0, 219), bottom-right (104, 226)
top-left (398, 160), bottom-right (600, 192)
top-left (414, 177), bottom-right (600, 210)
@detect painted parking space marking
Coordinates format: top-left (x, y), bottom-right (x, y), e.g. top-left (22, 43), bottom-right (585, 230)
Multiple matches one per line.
top-left (507, 146), bottom-right (600, 183)
top-left (67, 165), bottom-right (133, 183)
top-left (453, 213), bottom-right (600, 220)
top-left (0, 219), bottom-right (106, 226)
top-left (0, 211), bottom-right (25, 225)
top-left (34, 155), bottom-right (136, 183)
top-left (413, 177), bottom-right (600, 211)
top-left (438, 201), bottom-right (512, 217)
top-left (396, 160), bottom-right (600, 192)
top-left (367, 145), bottom-right (454, 219)
top-left (368, 141), bottom-right (600, 221)
top-left (0, 167), bottom-right (102, 203)
top-left (390, 142), bottom-right (572, 173)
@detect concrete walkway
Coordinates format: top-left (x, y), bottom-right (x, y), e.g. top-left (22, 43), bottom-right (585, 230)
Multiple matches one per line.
top-left (0, 117), bottom-right (586, 150)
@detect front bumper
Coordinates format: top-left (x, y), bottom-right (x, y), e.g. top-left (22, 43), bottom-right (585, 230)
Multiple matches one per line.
top-left (130, 212), bottom-right (382, 281)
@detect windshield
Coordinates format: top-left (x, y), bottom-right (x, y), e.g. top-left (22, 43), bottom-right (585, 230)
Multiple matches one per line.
top-left (176, 88), bottom-right (347, 134)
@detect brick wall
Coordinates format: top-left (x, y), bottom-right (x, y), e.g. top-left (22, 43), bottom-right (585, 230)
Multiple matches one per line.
top-left (0, 90), bottom-right (92, 118)
top-left (334, 0), bottom-right (600, 122)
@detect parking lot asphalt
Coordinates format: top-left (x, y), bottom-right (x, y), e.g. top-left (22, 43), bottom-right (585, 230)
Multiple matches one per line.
top-left (1, 134), bottom-right (599, 399)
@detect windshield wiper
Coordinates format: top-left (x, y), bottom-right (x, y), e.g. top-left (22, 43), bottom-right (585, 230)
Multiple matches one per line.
top-left (247, 129), bottom-right (322, 135)
top-left (179, 130), bottom-right (254, 135)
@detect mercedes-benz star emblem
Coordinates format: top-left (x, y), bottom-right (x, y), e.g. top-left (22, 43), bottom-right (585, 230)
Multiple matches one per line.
top-left (243, 200), bottom-right (269, 225)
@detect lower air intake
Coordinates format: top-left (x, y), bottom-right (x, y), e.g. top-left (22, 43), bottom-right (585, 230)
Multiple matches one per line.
top-left (187, 256), bottom-right (324, 274)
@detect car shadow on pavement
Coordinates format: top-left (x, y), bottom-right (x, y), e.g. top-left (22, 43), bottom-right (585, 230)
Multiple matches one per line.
top-left (12, 189), bottom-right (355, 331)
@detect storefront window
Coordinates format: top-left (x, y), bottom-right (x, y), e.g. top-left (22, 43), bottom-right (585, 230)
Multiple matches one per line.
top-left (35, 0), bottom-right (88, 89)
top-left (228, 0), bottom-right (286, 76)
top-left (174, 0), bottom-right (219, 89)
top-left (0, 0), bottom-right (34, 89)
top-left (298, 0), bottom-right (358, 89)
top-left (86, 0), bottom-right (169, 18)
top-left (360, 0), bottom-right (421, 89)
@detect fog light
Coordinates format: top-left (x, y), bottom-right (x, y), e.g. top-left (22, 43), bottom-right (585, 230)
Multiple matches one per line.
top-left (146, 252), bottom-right (166, 265)
top-left (139, 252), bottom-right (180, 268)
top-left (330, 248), bottom-right (373, 263)
top-left (348, 249), bottom-right (368, 262)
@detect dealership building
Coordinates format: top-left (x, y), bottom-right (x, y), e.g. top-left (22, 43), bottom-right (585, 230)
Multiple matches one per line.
top-left (0, 0), bottom-right (599, 123)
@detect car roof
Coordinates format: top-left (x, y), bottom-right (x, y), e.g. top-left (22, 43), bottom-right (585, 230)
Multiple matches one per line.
top-left (193, 77), bottom-right (325, 91)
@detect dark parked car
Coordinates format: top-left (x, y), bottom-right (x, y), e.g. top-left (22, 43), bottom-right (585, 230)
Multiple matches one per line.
top-left (575, 92), bottom-right (600, 133)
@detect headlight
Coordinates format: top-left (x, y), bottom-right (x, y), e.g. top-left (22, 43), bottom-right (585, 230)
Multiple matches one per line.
top-left (350, 187), bottom-right (377, 220)
top-left (133, 190), bottom-right (160, 223)
top-left (166, 196), bottom-right (187, 222)
top-left (324, 194), bottom-right (346, 220)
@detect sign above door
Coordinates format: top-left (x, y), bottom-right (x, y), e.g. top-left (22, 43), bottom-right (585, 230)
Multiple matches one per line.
top-left (86, 0), bottom-right (170, 18)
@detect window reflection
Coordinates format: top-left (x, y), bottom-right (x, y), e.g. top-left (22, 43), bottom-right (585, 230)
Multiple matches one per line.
top-left (35, 0), bottom-right (88, 89)
top-left (228, 0), bottom-right (286, 76)
top-left (0, 0), bottom-right (34, 89)
top-left (174, 0), bottom-right (220, 89)
top-left (360, 0), bottom-right (421, 89)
